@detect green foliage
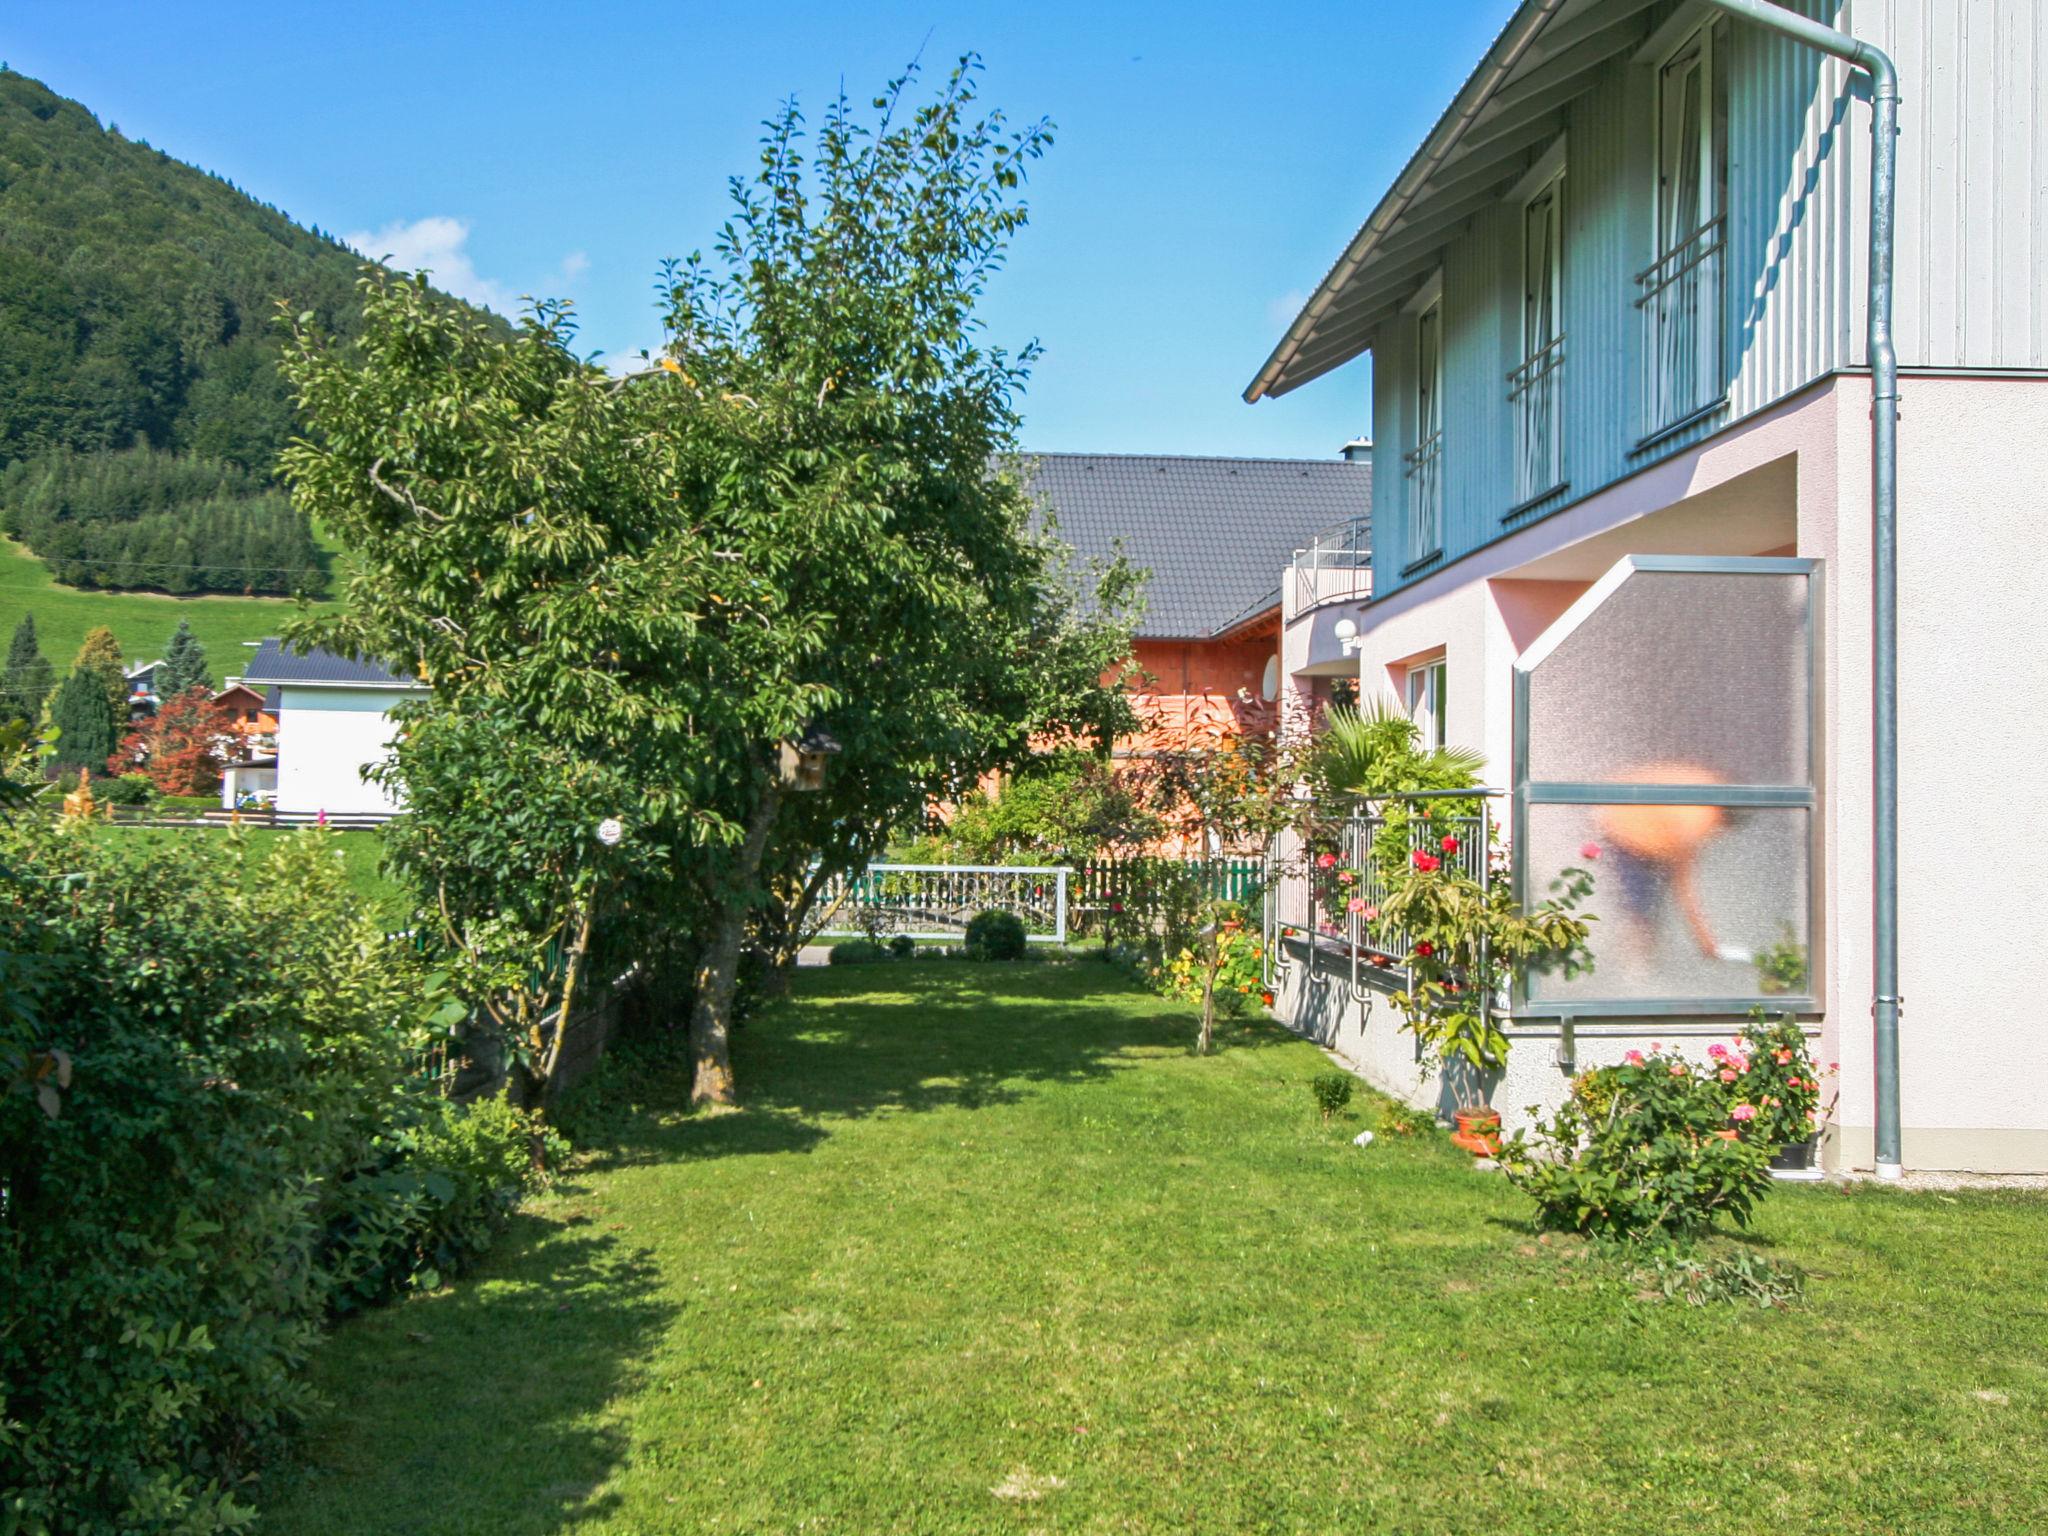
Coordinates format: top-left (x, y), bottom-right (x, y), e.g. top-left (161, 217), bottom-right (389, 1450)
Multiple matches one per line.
top-left (1, 613), bottom-right (55, 725)
top-left (1754, 925), bottom-right (1808, 996)
top-left (1306, 699), bottom-right (1486, 804)
top-left (1632, 1248), bottom-right (1808, 1309)
top-left (888, 935), bottom-right (917, 959)
top-left (157, 618), bottom-right (209, 698)
top-left (964, 909), bottom-right (1029, 961)
top-left (934, 748), bottom-right (1154, 864)
top-left (47, 664), bottom-right (118, 771)
top-left (71, 623), bottom-right (126, 720)
top-left (828, 939), bottom-right (894, 966)
top-left (1310, 1070), bottom-right (1355, 1122)
top-left (1502, 1045), bottom-right (1786, 1243)
top-left (0, 446), bottom-right (328, 596)
top-left (1156, 920), bottom-right (1266, 1016)
top-left (99, 770), bottom-right (156, 805)
top-left (0, 821), bottom-right (547, 1532)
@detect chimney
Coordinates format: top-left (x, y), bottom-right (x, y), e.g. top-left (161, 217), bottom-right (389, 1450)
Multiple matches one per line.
top-left (1339, 438), bottom-right (1373, 464)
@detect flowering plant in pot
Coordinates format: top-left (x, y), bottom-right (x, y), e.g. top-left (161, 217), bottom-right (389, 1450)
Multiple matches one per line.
top-left (1369, 836), bottom-right (1597, 1154)
top-left (1729, 1010), bottom-right (1836, 1174)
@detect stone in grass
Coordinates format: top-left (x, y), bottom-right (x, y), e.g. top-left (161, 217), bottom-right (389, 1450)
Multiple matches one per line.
top-left (1352, 1129), bottom-right (1375, 1148)
top-left (990, 1466), bottom-right (1067, 1501)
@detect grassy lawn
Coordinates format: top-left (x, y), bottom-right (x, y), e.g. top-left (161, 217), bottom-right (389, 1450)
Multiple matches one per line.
top-left (262, 963), bottom-right (2048, 1534)
top-left (88, 823), bottom-right (408, 928)
top-left (1, 535), bottom-right (335, 687)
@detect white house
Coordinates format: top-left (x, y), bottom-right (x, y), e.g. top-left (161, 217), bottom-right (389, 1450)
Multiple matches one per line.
top-left (236, 639), bottom-right (425, 818)
top-left (1252, 0), bottom-right (2048, 1174)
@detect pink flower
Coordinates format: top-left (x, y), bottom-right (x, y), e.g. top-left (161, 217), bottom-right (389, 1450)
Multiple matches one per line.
top-left (1669, 1063), bottom-right (1687, 1078)
top-left (1719, 1069), bottom-right (1737, 1083)
top-left (1730, 1104), bottom-right (1758, 1122)
top-left (1579, 842), bottom-right (1601, 861)
top-left (1765, 1096), bottom-right (1782, 1107)
top-left (1731, 1055), bottom-right (1750, 1074)
top-left (1625, 1050), bottom-right (1645, 1066)
top-left (1775, 1049), bottom-right (1794, 1064)
top-left (1337, 870), bottom-right (1356, 885)
top-left (1347, 896), bottom-right (1368, 914)
top-left (1440, 834), bottom-right (1460, 854)
top-left (1412, 851), bottom-right (1441, 872)
top-left (1316, 852), bottom-right (1337, 869)
top-left (1707, 1043), bottom-right (1728, 1060)
top-left (1362, 905), bottom-right (1379, 922)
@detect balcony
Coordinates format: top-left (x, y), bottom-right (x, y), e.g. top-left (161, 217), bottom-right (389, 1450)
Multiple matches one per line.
top-left (1636, 215), bottom-right (1725, 442)
top-left (1401, 429), bottom-right (1443, 570)
top-left (1289, 514), bottom-right (1372, 613)
top-left (1507, 333), bottom-right (1565, 508)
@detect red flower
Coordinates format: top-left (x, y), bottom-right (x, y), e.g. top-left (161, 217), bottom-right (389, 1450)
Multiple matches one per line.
top-left (1579, 842), bottom-right (1601, 861)
top-left (1440, 834), bottom-right (1460, 854)
top-left (1414, 941), bottom-right (1435, 957)
top-left (1411, 851), bottom-right (1441, 872)
top-left (1316, 852), bottom-right (1338, 869)
top-left (1110, 901), bottom-right (1124, 913)
top-left (1260, 991), bottom-right (1275, 1008)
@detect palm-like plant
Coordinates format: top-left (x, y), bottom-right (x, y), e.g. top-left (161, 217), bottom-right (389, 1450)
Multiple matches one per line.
top-left (1306, 699), bottom-right (1485, 802)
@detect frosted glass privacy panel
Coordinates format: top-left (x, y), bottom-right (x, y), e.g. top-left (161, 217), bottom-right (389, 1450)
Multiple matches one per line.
top-left (1524, 571), bottom-right (1809, 786)
top-left (1522, 803), bottom-right (1812, 1005)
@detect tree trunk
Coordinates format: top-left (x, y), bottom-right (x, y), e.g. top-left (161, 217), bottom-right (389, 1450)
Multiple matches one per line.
top-left (1197, 922), bottom-right (1219, 1055)
top-left (690, 780), bottom-right (782, 1106)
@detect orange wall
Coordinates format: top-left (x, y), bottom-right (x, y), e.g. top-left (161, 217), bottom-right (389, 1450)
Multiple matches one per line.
top-left (1117, 634), bottom-right (1279, 757)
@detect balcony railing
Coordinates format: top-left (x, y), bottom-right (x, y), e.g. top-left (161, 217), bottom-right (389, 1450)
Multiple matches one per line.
top-left (1402, 429), bottom-right (1443, 564)
top-left (1289, 513), bottom-right (1372, 611)
top-left (1636, 215), bottom-right (1725, 437)
top-left (1507, 333), bottom-right (1565, 506)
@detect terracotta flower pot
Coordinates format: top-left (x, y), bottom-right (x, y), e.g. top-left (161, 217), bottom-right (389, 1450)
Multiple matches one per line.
top-left (1449, 1108), bottom-right (1502, 1157)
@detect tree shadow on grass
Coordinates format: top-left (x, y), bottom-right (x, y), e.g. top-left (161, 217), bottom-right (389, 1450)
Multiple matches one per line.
top-left (260, 1218), bottom-right (675, 1536)
top-left (584, 960), bottom-right (1294, 1169)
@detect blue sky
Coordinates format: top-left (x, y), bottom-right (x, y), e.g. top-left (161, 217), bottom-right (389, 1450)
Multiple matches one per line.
top-left (4, 1), bottom-right (1508, 459)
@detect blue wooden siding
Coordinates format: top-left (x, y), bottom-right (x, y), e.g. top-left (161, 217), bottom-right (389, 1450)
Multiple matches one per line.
top-left (1366, 0), bottom-right (2045, 601)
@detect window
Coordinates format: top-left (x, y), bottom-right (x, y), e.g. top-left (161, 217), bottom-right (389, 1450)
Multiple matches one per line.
top-left (1405, 656), bottom-right (1448, 751)
top-left (1511, 168), bottom-right (1565, 502)
top-left (1403, 299), bottom-right (1444, 562)
top-left (1639, 21), bottom-right (1729, 435)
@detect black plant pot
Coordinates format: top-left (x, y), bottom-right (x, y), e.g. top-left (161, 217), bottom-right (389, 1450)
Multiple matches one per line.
top-left (1769, 1132), bottom-right (1822, 1180)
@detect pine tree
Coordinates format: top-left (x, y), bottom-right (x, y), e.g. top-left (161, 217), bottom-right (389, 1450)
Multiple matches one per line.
top-left (1, 613), bottom-right (57, 726)
top-left (72, 626), bottom-right (129, 720)
top-left (50, 667), bottom-right (119, 772)
top-left (158, 618), bottom-right (209, 696)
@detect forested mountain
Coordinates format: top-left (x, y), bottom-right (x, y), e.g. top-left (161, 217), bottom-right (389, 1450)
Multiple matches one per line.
top-left (0, 68), bottom-right (463, 595)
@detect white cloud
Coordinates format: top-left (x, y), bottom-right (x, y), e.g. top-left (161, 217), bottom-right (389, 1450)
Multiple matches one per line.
top-left (345, 215), bottom-right (516, 313)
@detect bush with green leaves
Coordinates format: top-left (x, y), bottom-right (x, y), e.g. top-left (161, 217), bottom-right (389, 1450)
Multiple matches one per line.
top-left (97, 771), bottom-right (157, 806)
top-left (1501, 1045), bottom-right (1782, 1243)
top-left (0, 819), bottom-right (547, 1533)
top-left (964, 909), bottom-right (1029, 961)
top-left (828, 939), bottom-right (893, 966)
top-left (1310, 1071), bottom-right (1356, 1122)
top-left (888, 935), bottom-right (917, 959)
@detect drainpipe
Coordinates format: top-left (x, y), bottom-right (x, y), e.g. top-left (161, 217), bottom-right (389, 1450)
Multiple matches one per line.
top-left (1699, 0), bottom-right (1901, 1179)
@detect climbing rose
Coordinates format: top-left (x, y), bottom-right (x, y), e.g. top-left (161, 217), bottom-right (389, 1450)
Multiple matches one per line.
top-left (1730, 1104), bottom-right (1758, 1121)
top-left (1316, 852), bottom-right (1338, 869)
top-left (1707, 1043), bottom-right (1728, 1060)
top-left (1440, 834), bottom-right (1460, 854)
top-left (1346, 896), bottom-right (1368, 914)
top-left (1412, 851), bottom-right (1441, 872)
top-left (1625, 1050), bottom-right (1645, 1066)
top-left (1719, 1069), bottom-right (1738, 1083)
top-left (1414, 941), bottom-right (1434, 957)
top-left (1362, 905), bottom-right (1379, 922)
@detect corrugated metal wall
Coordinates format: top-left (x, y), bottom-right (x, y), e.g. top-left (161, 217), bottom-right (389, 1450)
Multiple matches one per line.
top-left (1367, 0), bottom-right (2045, 601)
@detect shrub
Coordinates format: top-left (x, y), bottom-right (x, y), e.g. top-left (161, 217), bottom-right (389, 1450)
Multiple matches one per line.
top-left (1159, 920), bottom-right (1265, 1016)
top-left (964, 909), bottom-right (1028, 961)
top-left (888, 934), bottom-right (917, 959)
top-left (0, 820), bottom-right (545, 1533)
top-left (828, 938), bottom-right (892, 965)
top-left (1310, 1071), bottom-right (1356, 1122)
top-left (1501, 1046), bottom-right (1779, 1243)
top-left (99, 770), bottom-right (158, 805)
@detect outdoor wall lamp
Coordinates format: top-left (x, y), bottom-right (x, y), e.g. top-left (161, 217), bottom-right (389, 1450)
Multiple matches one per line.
top-left (776, 724), bottom-right (842, 792)
top-left (1333, 617), bottom-right (1364, 657)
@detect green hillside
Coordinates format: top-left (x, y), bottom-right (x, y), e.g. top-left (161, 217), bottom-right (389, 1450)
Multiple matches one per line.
top-left (0, 535), bottom-right (330, 688)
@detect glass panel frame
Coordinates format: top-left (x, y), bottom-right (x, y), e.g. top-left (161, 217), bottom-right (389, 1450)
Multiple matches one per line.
top-left (1511, 555), bottom-right (1824, 1017)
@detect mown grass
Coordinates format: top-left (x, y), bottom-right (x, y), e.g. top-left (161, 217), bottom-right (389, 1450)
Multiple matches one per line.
top-left (262, 963), bottom-right (2048, 1534)
top-left (87, 823), bottom-right (407, 928)
top-left (1, 535), bottom-right (334, 687)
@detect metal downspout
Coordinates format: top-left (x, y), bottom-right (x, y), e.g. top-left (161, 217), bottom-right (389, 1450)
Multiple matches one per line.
top-left (1700, 0), bottom-right (1902, 1178)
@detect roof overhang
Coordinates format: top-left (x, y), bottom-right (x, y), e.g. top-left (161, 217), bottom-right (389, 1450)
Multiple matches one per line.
top-left (1244, 0), bottom-right (1667, 402)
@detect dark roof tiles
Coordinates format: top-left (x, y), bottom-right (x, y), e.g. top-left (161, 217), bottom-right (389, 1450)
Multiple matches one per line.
top-left (241, 638), bottom-right (421, 688)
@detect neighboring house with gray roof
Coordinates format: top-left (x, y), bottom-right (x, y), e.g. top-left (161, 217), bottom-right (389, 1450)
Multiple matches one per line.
top-left (237, 639), bottom-right (426, 817)
top-left (1019, 446), bottom-right (1371, 757)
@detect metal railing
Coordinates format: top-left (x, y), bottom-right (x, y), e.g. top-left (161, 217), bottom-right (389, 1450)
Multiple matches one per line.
top-left (1636, 215), bottom-right (1725, 435)
top-left (1507, 333), bottom-right (1565, 504)
top-left (1262, 791), bottom-right (1499, 1012)
top-left (1402, 429), bottom-right (1444, 561)
top-left (816, 863), bottom-right (1071, 944)
top-left (1289, 515), bottom-right (1373, 612)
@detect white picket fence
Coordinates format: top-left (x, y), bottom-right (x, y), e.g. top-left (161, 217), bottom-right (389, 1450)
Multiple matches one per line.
top-left (814, 863), bottom-right (1071, 945)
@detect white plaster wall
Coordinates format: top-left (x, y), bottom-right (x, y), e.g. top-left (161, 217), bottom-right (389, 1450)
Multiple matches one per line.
top-left (273, 687), bottom-right (411, 816)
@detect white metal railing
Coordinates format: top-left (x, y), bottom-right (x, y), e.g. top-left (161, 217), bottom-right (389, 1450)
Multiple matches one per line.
top-left (1402, 429), bottom-right (1443, 562)
top-left (1507, 333), bottom-right (1565, 504)
top-left (1637, 216), bottom-right (1724, 436)
top-left (1290, 514), bottom-right (1373, 611)
top-left (815, 863), bottom-right (1071, 944)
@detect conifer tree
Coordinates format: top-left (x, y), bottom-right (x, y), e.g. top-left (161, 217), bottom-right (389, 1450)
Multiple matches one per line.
top-left (50, 667), bottom-right (118, 772)
top-left (158, 618), bottom-right (209, 696)
top-left (1, 614), bottom-right (56, 726)
top-left (72, 626), bottom-right (129, 720)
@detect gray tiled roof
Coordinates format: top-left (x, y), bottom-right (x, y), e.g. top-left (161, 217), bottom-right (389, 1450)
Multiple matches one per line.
top-left (242, 638), bottom-right (422, 689)
top-left (1018, 452), bottom-right (1371, 639)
